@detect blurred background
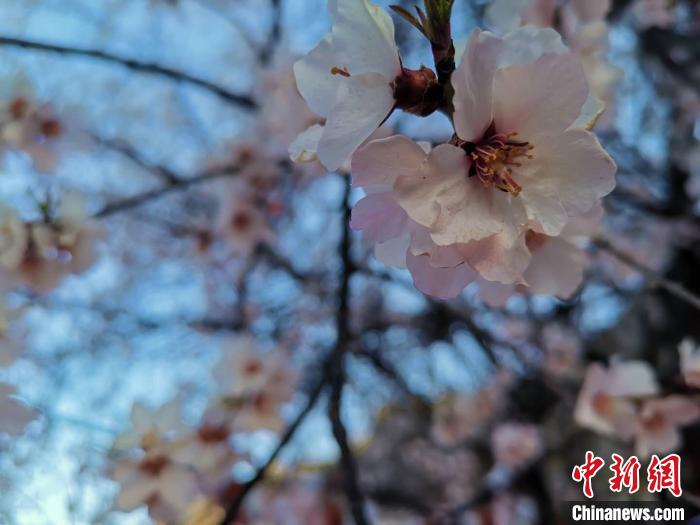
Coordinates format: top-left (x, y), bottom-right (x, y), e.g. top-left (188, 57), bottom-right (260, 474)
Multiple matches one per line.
top-left (0, 0), bottom-right (699, 524)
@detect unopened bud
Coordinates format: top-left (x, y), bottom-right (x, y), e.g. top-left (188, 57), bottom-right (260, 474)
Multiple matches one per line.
top-left (393, 66), bottom-right (443, 117)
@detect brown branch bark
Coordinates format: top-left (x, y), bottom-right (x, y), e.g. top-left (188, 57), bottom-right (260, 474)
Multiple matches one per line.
top-left (327, 180), bottom-right (372, 525)
top-left (594, 238), bottom-right (700, 312)
top-left (218, 373), bottom-right (327, 524)
top-left (94, 164), bottom-right (242, 218)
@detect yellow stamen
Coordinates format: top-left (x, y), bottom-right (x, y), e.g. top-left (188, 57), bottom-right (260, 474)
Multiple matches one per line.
top-left (330, 66), bottom-right (351, 78)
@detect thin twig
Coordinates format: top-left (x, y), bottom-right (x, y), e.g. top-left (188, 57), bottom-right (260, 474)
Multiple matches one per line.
top-left (0, 35), bottom-right (257, 109)
top-left (218, 374), bottom-right (327, 525)
top-left (94, 164), bottom-right (241, 218)
top-left (355, 348), bottom-right (432, 408)
top-left (91, 134), bottom-right (181, 185)
top-left (327, 181), bottom-right (371, 525)
top-left (260, 0), bottom-right (283, 64)
top-left (594, 238), bottom-right (700, 312)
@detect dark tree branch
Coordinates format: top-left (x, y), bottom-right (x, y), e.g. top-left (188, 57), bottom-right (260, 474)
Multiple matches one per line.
top-left (355, 348), bottom-right (432, 408)
top-left (94, 164), bottom-right (242, 218)
top-left (327, 181), bottom-right (371, 525)
top-left (0, 36), bottom-right (258, 110)
top-left (260, 0), bottom-right (283, 64)
top-left (218, 373), bottom-right (327, 525)
top-left (92, 134), bottom-right (182, 185)
top-left (594, 238), bottom-right (700, 312)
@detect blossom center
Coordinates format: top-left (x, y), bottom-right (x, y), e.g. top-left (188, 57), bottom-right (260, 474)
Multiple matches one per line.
top-left (197, 423), bottom-right (230, 444)
top-left (462, 126), bottom-right (534, 197)
top-left (139, 454), bottom-right (169, 476)
top-left (641, 410), bottom-right (666, 432)
top-left (591, 391), bottom-right (615, 416)
top-left (242, 358), bottom-right (263, 376)
top-left (230, 210), bottom-right (252, 232)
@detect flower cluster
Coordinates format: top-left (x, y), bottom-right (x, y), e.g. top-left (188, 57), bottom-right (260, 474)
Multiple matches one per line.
top-left (575, 357), bottom-right (700, 458)
top-left (0, 192), bottom-right (100, 294)
top-left (292, 0), bottom-right (617, 302)
top-left (108, 334), bottom-right (296, 523)
top-left (0, 91), bottom-right (75, 172)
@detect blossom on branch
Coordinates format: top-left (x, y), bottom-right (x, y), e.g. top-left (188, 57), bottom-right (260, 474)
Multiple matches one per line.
top-left (350, 29), bottom-right (616, 303)
top-left (574, 360), bottom-right (659, 439)
top-left (293, 0), bottom-right (440, 171)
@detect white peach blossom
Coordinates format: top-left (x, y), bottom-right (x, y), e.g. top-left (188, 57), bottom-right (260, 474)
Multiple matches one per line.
top-left (351, 28), bottom-right (616, 299)
top-left (293, 0), bottom-right (402, 170)
top-left (0, 96), bottom-right (70, 172)
top-left (350, 129), bottom-right (607, 300)
top-left (214, 334), bottom-right (277, 397)
top-left (215, 183), bottom-right (274, 257)
top-left (412, 27), bottom-right (615, 247)
top-left (115, 398), bottom-right (186, 452)
top-left (214, 335), bottom-right (296, 432)
top-left (9, 193), bottom-right (100, 293)
top-left (634, 396), bottom-right (700, 458)
top-left (172, 418), bottom-right (235, 478)
top-left (574, 361), bottom-right (659, 438)
top-left (111, 451), bottom-right (199, 523)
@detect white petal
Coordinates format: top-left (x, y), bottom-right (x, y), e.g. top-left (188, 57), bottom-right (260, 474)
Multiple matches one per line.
top-left (375, 233), bottom-right (410, 269)
top-left (520, 190), bottom-right (569, 237)
top-left (520, 129), bottom-right (617, 221)
top-left (429, 181), bottom-right (511, 245)
top-left (453, 29), bottom-right (505, 142)
top-left (289, 124), bottom-right (323, 163)
top-left (329, 0), bottom-right (401, 77)
top-left (294, 36), bottom-right (339, 117)
top-left (318, 73), bottom-right (395, 171)
top-left (160, 466), bottom-right (199, 515)
top-left (523, 237), bottom-right (586, 297)
top-left (476, 279), bottom-right (516, 307)
top-left (350, 192), bottom-right (408, 243)
top-left (115, 471), bottom-right (155, 511)
top-left (493, 52), bottom-right (589, 138)
top-left (460, 227), bottom-right (531, 284)
top-left (352, 135), bottom-right (427, 187)
top-left (571, 94), bottom-right (606, 131)
top-left (608, 361), bottom-right (660, 397)
top-left (406, 253), bottom-right (475, 299)
top-left (392, 144), bottom-right (465, 230)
